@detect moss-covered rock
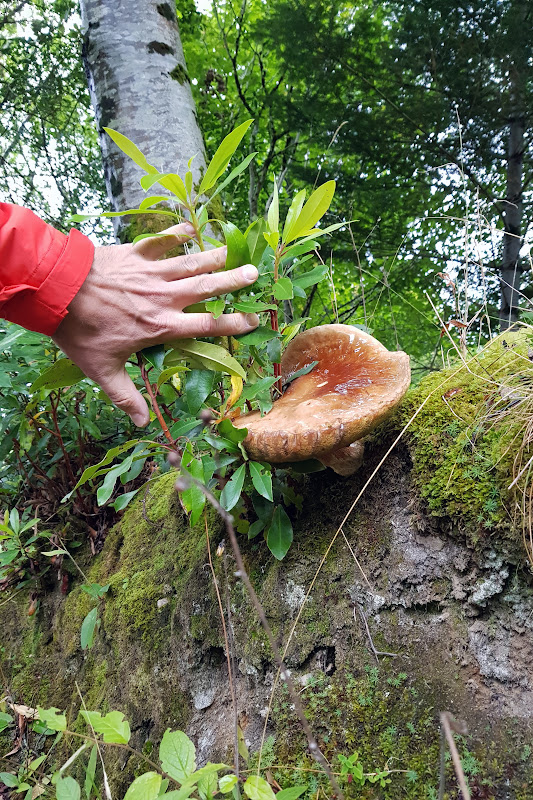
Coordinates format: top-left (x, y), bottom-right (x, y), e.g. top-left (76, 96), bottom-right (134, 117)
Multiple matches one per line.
top-left (399, 330), bottom-right (533, 554)
top-left (2, 338), bottom-right (533, 797)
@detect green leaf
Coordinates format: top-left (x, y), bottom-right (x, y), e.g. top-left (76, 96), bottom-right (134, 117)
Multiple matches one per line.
top-left (84, 745), bottom-right (97, 800)
top-left (220, 463), bottom-right (246, 512)
top-left (283, 360), bottom-right (318, 386)
top-left (201, 152), bottom-right (257, 211)
top-left (124, 773), bottom-right (162, 800)
top-left (56, 777), bottom-right (81, 800)
top-left (81, 711), bottom-right (131, 744)
top-left (266, 506), bottom-right (293, 560)
top-left (71, 208), bottom-right (177, 222)
top-left (217, 418), bottom-right (248, 443)
top-left (205, 299), bottom-right (225, 319)
top-left (281, 319), bottom-right (309, 345)
top-left (245, 218), bottom-right (268, 266)
top-left (103, 128), bottom-right (156, 173)
top-left (235, 326), bottom-right (280, 346)
top-left (63, 439), bottom-right (148, 499)
top-left (282, 189), bottom-right (307, 244)
top-left (197, 767), bottom-right (219, 800)
top-left (96, 454), bottom-right (135, 506)
top-left (167, 340), bottom-right (245, 379)
top-left (263, 230), bottom-right (279, 250)
top-left (0, 773), bottom-right (19, 788)
top-left (185, 370), bottom-right (215, 414)
top-left (185, 170), bottom-right (193, 197)
top-left (248, 519), bottom-right (265, 539)
top-left (28, 755), bottom-right (46, 772)
top-left (113, 490), bottom-right (139, 512)
top-left (80, 608), bottom-right (99, 651)
top-left (139, 195), bottom-right (170, 210)
top-left (0, 549), bottom-right (18, 566)
top-left (170, 418), bottom-right (202, 439)
top-left (267, 178), bottom-right (279, 236)
top-left (159, 729), bottom-right (196, 783)
top-left (0, 326), bottom-right (30, 352)
top-left (249, 462), bottom-right (273, 502)
top-left (36, 707), bottom-right (66, 732)
top-left (30, 359), bottom-right (86, 393)
top-left (0, 712), bottom-right (13, 732)
top-left (232, 300), bottom-right (276, 313)
top-left (140, 172), bottom-right (171, 192)
top-left (275, 788), bottom-right (307, 800)
top-left (221, 222), bottom-right (251, 271)
top-left (142, 345), bottom-right (165, 370)
top-left (199, 119), bottom-right (253, 194)
top-left (81, 583), bottom-right (109, 600)
top-left (138, 172), bottom-right (188, 203)
top-left (240, 377), bottom-right (278, 400)
top-left (159, 173), bottom-right (188, 202)
top-left (243, 775), bottom-right (276, 800)
top-left (293, 264), bottom-right (329, 290)
top-left (180, 444), bottom-right (206, 526)
top-left (219, 775), bottom-right (238, 794)
top-left (285, 181), bottom-right (336, 243)
top-left (273, 277), bottom-right (293, 301)
top-left (157, 365), bottom-right (188, 389)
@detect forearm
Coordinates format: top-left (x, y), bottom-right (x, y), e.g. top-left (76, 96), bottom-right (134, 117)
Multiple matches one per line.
top-left (0, 203), bottom-right (94, 335)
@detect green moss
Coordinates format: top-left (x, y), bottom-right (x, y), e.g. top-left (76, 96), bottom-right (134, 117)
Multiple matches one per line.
top-left (169, 63), bottom-right (190, 84)
top-left (118, 213), bottom-right (181, 245)
top-left (399, 332), bottom-right (533, 552)
top-left (259, 661), bottom-right (531, 799)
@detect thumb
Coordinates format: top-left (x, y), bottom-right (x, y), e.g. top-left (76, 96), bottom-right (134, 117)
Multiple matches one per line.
top-left (99, 367), bottom-right (150, 427)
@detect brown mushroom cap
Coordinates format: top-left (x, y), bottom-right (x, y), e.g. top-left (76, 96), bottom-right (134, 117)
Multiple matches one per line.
top-left (234, 324), bottom-right (410, 463)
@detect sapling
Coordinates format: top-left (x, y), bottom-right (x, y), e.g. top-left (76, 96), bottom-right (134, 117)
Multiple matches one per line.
top-left (70, 120), bottom-right (344, 559)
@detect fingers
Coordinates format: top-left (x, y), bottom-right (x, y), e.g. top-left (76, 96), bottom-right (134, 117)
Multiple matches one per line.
top-left (173, 311), bottom-right (260, 338)
top-left (97, 367), bottom-right (150, 427)
top-left (132, 222), bottom-right (196, 260)
top-left (176, 265), bottom-right (258, 305)
top-left (160, 245), bottom-right (227, 279)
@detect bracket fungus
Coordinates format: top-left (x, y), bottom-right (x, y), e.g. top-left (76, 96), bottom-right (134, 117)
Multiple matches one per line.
top-left (234, 324), bottom-right (410, 475)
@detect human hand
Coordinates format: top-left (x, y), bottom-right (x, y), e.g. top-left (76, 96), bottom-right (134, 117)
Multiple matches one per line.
top-left (53, 223), bottom-right (259, 426)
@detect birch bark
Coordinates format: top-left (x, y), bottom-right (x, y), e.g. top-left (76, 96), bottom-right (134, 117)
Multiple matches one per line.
top-left (499, 71), bottom-right (525, 330)
top-left (79, 0), bottom-right (207, 239)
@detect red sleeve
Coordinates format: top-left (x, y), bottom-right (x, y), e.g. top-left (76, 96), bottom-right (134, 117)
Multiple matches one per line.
top-left (0, 203), bottom-right (95, 336)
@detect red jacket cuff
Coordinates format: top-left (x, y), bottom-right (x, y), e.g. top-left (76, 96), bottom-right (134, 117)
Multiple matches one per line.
top-left (2, 227), bottom-right (95, 336)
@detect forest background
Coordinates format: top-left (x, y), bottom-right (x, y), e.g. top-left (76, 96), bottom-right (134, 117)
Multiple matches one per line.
top-left (2, 0), bottom-right (532, 352)
top-left (0, 0), bottom-right (532, 509)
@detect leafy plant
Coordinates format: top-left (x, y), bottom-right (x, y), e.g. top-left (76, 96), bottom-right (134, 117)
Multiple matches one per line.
top-left (0, 508), bottom-right (48, 593)
top-left (0, 704), bottom-right (308, 800)
top-left (68, 120), bottom-right (344, 559)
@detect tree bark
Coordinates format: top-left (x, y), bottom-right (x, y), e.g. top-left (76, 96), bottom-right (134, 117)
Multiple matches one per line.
top-left (499, 97), bottom-right (525, 330)
top-left (499, 5), bottom-right (527, 331)
top-left (79, 0), bottom-right (207, 239)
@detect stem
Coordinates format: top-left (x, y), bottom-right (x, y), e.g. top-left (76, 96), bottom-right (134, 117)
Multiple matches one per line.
top-left (271, 249), bottom-right (283, 395)
top-left (137, 355), bottom-right (182, 456)
top-left (50, 391), bottom-right (88, 513)
top-left (189, 208), bottom-right (205, 252)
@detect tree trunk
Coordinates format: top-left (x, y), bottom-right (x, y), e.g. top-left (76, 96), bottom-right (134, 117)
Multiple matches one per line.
top-left (499, 21), bottom-right (527, 330)
top-left (499, 110), bottom-right (525, 330)
top-left (79, 0), bottom-right (206, 240)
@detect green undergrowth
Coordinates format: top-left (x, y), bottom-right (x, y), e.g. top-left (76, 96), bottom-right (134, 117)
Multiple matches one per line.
top-left (399, 331), bottom-right (532, 552)
top-left (258, 663), bottom-right (531, 799)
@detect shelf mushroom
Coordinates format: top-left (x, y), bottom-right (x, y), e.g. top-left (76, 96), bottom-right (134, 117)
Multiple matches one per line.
top-left (233, 324), bottom-right (411, 475)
